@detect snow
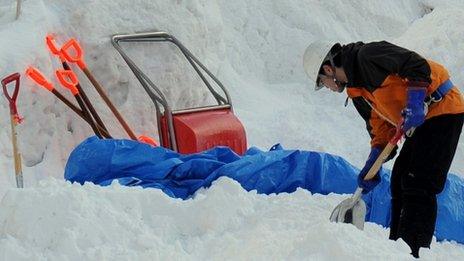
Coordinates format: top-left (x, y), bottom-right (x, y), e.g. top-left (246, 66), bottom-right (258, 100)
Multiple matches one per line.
top-left (2, 178), bottom-right (464, 260)
top-left (0, 0), bottom-right (463, 259)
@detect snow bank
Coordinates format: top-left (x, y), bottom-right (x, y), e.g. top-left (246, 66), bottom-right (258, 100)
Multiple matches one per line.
top-left (0, 0), bottom-right (464, 259)
top-left (3, 0), bottom-right (463, 196)
top-left (1, 178), bottom-right (464, 260)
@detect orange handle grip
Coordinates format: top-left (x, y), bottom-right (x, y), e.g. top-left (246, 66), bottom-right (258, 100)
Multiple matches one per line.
top-left (46, 34), bottom-right (65, 61)
top-left (56, 69), bottom-right (79, 95)
top-left (61, 38), bottom-right (86, 69)
top-left (25, 67), bottom-right (54, 91)
top-left (138, 135), bottom-right (158, 146)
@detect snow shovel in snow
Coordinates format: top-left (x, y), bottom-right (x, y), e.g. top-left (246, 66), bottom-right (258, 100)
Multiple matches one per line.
top-left (46, 34), bottom-right (110, 137)
top-left (55, 69), bottom-right (104, 138)
top-left (25, 67), bottom-right (111, 138)
top-left (2, 73), bottom-right (24, 188)
top-left (60, 38), bottom-right (138, 141)
top-left (329, 127), bottom-right (403, 230)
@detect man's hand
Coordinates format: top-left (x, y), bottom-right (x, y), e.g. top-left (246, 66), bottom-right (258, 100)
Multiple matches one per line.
top-left (357, 147), bottom-right (382, 193)
top-left (401, 81), bottom-right (428, 133)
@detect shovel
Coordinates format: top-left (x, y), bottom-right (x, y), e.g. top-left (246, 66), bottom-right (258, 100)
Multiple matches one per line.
top-left (61, 38), bottom-right (138, 140)
top-left (330, 127), bottom-right (403, 230)
top-left (2, 73), bottom-right (24, 188)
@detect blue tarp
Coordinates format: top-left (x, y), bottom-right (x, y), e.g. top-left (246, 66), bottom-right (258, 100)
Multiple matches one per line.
top-left (65, 136), bottom-right (464, 244)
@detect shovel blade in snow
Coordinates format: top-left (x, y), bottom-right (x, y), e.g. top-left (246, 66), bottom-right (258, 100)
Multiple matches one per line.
top-left (329, 188), bottom-right (366, 230)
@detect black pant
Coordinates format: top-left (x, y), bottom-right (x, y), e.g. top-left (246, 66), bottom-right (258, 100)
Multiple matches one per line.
top-left (389, 113), bottom-right (464, 257)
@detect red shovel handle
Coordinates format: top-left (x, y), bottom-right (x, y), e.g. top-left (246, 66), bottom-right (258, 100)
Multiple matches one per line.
top-left (61, 38), bottom-right (86, 69)
top-left (2, 73), bottom-right (20, 103)
top-left (2, 72), bottom-right (23, 123)
top-left (56, 69), bottom-right (79, 95)
top-left (26, 67), bottom-right (54, 91)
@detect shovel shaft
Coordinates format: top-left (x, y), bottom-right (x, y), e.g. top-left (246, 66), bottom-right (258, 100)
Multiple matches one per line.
top-left (76, 81), bottom-right (110, 134)
top-left (3, 72), bottom-right (23, 188)
top-left (330, 128), bottom-right (403, 228)
top-left (9, 114), bottom-right (23, 188)
top-left (75, 94), bottom-right (103, 138)
top-left (51, 89), bottom-right (111, 138)
top-left (82, 67), bottom-right (137, 140)
top-left (61, 62), bottom-right (110, 135)
top-left (363, 142), bottom-right (396, 180)
top-left (352, 187), bottom-right (363, 202)
top-left (364, 129), bottom-right (403, 180)
top-left (16, 0), bottom-right (21, 20)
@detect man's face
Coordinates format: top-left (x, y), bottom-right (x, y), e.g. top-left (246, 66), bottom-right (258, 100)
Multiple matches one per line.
top-left (320, 65), bottom-right (348, 93)
top-left (319, 74), bottom-right (341, 92)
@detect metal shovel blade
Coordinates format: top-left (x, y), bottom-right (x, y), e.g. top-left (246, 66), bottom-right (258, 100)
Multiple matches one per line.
top-left (329, 187), bottom-right (366, 230)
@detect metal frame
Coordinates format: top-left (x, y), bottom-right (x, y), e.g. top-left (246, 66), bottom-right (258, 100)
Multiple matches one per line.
top-left (111, 31), bottom-right (233, 151)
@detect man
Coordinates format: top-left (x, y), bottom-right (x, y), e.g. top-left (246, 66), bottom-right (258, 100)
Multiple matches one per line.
top-left (303, 40), bottom-right (464, 258)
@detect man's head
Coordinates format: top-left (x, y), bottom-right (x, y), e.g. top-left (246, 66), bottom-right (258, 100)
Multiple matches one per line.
top-left (303, 41), bottom-right (348, 93)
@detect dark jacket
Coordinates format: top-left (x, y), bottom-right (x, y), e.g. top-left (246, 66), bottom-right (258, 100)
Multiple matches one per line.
top-left (341, 41), bottom-right (464, 148)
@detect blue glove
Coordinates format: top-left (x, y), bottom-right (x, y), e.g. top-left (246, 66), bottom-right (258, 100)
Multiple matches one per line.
top-left (401, 82), bottom-right (428, 132)
top-left (357, 147), bottom-right (382, 193)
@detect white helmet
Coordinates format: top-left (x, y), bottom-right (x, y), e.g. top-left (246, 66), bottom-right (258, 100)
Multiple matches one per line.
top-left (303, 40), bottom-right (338, 90)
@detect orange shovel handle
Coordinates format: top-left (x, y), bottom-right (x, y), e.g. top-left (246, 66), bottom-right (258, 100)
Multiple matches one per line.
top-left (56, 69), bottom-right (79, 95)
top-left (138, 135), bottom-right (158, 146)
top-left (46, 34), bottom-right (66, 61)
top-left (25, 67), bottom-right (54, 91)
top-left (61, 38), bottom-right (86, 69)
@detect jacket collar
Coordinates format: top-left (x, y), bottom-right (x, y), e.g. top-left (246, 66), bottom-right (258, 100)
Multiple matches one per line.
top-left (341, 42), bottom-right (364, 87)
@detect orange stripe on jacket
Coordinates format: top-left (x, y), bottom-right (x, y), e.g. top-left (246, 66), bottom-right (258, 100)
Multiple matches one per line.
top-left (347, 60), bottom-right (464, 148)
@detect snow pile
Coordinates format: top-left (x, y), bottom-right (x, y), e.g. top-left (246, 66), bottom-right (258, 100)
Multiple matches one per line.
top-left (1, 178), bottom-right (464, 260)
top-left (0, 0), bottom-right (462, 193)
top-left (0, 0), bottom-right (463, 259)
top-left (3, 0), bottom-right (463, 196)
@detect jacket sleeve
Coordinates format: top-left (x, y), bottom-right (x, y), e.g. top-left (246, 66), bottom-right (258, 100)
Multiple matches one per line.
top-left (356, 41), bottom-right (431, 87)
top-left (352, 97), bottom-right (396, 148)
top-left (368, 110), bottom-right (397, 148)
